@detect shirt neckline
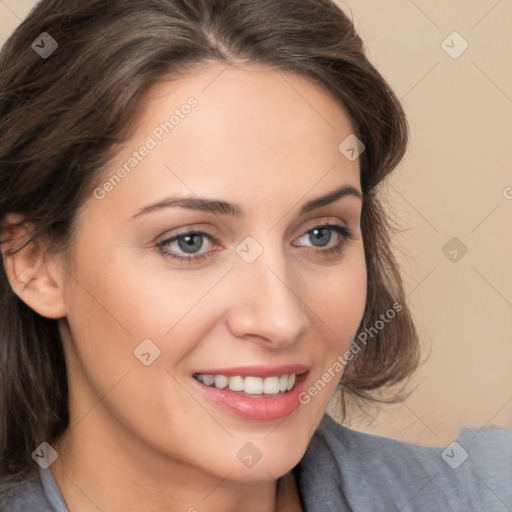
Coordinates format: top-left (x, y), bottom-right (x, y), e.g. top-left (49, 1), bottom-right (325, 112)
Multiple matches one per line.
top-left (39, 466), bottom-right (69, 512)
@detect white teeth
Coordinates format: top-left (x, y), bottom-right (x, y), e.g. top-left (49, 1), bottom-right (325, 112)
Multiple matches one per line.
top-left (228, 376), bottom-right (244, 391)
top-left (196, 373), bottom-right (298, 394)
top-left (263, 376), bottom-right (280, 394)
top-left (214, 375), bottom-right (228, 389)
top-left (244, 376), bottom-right (263, 394)
top-left (202, 375), bottom-right (215, 386)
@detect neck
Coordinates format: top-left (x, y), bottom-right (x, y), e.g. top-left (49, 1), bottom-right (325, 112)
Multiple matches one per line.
top-left (50, 411), bottom-right (296, 512)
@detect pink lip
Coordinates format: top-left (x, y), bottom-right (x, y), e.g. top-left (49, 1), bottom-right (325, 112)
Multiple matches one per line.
top-left (192, 364), bottom-right (310, 378)
top-left (191, 369), bottom-right (310, 421)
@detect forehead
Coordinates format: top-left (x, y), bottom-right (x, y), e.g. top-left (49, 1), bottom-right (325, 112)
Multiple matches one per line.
top-left (145, 62), bottom-right (354, 148)
top-left (86, 62), bottom-right (360, 222)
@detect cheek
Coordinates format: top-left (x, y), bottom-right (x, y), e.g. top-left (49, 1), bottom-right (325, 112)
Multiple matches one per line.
top-left (303, 249), bottom-right (367, 394)
top-left (63, 244), bottom-right (224, 352)
top-left (312, 250), bottom-right (367, 348)
top-left (60, 247), bottom-right (222, 459)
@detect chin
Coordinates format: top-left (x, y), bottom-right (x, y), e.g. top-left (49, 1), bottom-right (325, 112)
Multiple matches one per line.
top-left (224, 435), bottom-right (308, 482)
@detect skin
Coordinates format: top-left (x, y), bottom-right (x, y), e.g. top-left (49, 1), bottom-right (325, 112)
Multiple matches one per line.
top-left (3, 62), bottom-right (366, 511)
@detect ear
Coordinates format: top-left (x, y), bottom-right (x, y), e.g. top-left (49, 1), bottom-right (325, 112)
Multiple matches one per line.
top-left (1, 213), bottom-right (67, 319)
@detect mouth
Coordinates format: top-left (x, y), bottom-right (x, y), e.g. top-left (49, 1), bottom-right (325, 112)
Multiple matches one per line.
top-left (192, 372), bottom-right (299, 398)
top-left (191, 365), bottom-right (310, 421)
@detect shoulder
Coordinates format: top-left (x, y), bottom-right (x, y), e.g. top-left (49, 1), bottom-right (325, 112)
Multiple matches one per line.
top-left (0, 468), bottom-right (60, 511)
top-left (295, 414), bottom-right (512, 512)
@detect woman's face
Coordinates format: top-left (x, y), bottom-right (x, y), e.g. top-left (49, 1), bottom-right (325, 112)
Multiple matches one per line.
top-left (57, 62), bottom-right (366, 483)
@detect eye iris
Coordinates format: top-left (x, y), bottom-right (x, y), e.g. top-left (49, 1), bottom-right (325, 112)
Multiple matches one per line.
top-left (310, 227), bottom-right (331, 247)
top-left (178, 234), bottom-right (203, 253)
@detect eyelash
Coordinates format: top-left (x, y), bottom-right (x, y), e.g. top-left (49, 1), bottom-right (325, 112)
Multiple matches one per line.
top-left (156, 223), bottom-right (355, 264)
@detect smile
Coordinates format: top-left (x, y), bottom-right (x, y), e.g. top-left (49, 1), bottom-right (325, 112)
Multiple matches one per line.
top-left (193, 373), bottom-right (297, 396)
top-left (191, 365), bottom-right (310, 421)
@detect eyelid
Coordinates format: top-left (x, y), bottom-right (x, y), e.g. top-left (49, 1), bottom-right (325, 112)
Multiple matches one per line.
top-left (155, 224), bottom-right (219, 243)
top-left (298, 218), bottom-right (348, 235)
top-left (156, 228), bottom-right (218, 249)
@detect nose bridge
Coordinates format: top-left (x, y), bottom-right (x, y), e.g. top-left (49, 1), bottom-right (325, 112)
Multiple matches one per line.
top-left (226, 235), bottom-right (310, 346)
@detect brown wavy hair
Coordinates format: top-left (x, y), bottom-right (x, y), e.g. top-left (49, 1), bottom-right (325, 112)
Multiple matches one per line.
top-left (0, 0), bottom-right (419, 492)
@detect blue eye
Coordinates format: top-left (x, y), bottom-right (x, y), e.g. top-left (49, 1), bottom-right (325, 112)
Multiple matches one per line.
top-left (169, 233), bottom-right (207, 254)
top-left (156, 230), bottom-right (217, 263)
top-left (296, 224), bottom-right (351, 250)
top-left (293, 223), bottom-right (355, 260)
top-left (156, 223), bottom-right (354, 264)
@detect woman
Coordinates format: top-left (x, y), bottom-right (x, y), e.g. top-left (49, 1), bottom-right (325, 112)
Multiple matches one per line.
top-left (0, 0), bottom-right (510, 510)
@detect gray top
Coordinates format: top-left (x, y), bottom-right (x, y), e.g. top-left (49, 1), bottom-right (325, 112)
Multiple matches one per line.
top-left (1, 414), bottom-right (511, 511)
top-left (294, 414), bottom-right (512, 511)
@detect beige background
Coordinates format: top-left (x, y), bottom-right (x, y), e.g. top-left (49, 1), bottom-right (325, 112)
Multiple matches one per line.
top-left (1, 0), bottom-right (511, 447)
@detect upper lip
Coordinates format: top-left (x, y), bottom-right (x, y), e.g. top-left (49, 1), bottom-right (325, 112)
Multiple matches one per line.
top-left (193, 364), bottom-right (310, 378)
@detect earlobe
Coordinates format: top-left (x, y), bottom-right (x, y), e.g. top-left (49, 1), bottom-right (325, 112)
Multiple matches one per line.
top-left (1, 213), bottom-right (67, 319)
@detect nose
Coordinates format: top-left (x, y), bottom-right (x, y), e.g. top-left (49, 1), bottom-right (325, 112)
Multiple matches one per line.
top-left (225, 244), bottom-right (311, 348)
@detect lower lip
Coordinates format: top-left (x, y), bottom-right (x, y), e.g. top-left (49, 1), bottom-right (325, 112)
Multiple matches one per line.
top-left (191, 373), bottom-right (309, 421)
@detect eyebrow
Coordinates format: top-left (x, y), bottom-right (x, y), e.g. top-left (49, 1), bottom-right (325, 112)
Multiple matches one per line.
top-left (130, 184), bottom-right (362, 219)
